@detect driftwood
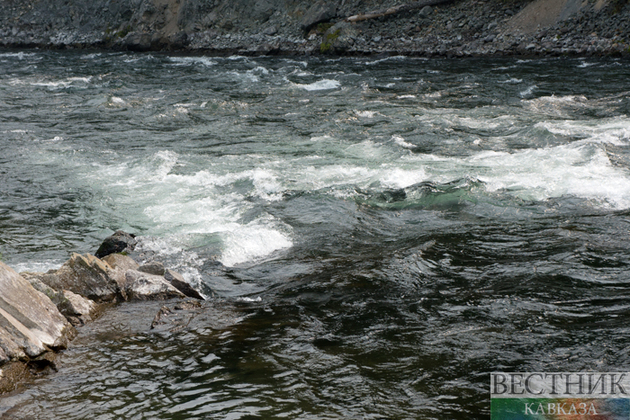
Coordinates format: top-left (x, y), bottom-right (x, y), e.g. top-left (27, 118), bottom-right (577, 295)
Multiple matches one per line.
top-left (345, 0), bottom-right (456, 22)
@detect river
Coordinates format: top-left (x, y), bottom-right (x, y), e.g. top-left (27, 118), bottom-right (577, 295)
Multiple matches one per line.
top-left (1, 50), bottom-right (630, 419)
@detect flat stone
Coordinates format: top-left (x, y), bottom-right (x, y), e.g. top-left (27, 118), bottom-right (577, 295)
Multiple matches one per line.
top-left (125, 270), bottom-right (185, 301)
top-left (102, 253), bottom-right (139, 272)
top-left (0, 262), bottom-right (73, 362)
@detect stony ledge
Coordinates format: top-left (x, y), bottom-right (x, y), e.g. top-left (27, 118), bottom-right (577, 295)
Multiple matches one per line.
top-left (0, 231), bottom-right (203, 394)
top-left (0, 0), bottom-right (629, 57)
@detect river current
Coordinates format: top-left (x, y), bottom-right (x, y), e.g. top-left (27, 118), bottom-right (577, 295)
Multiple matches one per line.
top-left (1, 50), bottom-right (630, 419)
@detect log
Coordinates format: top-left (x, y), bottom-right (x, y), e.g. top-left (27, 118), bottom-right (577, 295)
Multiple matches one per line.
top-left (345, 0), bottom-right (455, 22)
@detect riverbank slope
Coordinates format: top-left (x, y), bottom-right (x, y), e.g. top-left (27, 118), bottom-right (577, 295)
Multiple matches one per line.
top-left (1, 0), bottom-right (629, 56)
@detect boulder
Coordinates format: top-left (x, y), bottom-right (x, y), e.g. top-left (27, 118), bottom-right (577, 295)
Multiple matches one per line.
top-left (301, 1), bottom-right (337, 31)
top-left (124, 270), bottom-right (186, 301)
top-left (138, 261), bottom-right (165, 276)
top-left (43, 253), bottom-right (124, 302)
top-left (0, 262), bottom-right (73, 363)
top-left (164, 269), bottom-right (204, 300)
top-left (21, 274), bottom-right (98, 325)
top-left (58, 291), bottom-right (97, 326)
top-left (95, 230), bottom-right (137, 259)
top-left (102, 253), bottom-right (139, 272)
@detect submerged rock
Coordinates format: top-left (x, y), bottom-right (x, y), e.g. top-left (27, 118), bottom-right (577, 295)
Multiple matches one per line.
top-left (95, 230), bottom-right (137, 259)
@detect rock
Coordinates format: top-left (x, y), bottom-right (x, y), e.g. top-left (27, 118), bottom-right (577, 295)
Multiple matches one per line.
top-left (167, 31), bottom-right (188, 49)
top-left (102, 253), bottom-right (139, 272)
top-left (262, 26), bottom-right (277, 36)
top-left (0, 262), bottom-right (73, 363)
top-left (58, 291), bottom-right (97, 326)
top-left (164, 269), bottom-right (204, 300)
top-left (138, 261), bottom-right (165, 276)
top-left (419, 6), bottom-right (432, 18)
top-left (323, 20), bottom-right (357, 52)
top-left (150, 299), bottom-right (204, 332)
top-left (22, 274), bottom-right (98, 325)
top-left (300, 1), bottom-right (337, 31)
top-left (45, 253), bottom-right (124, 302)
top-left (95, 230), bottom-right (137, 259)
top-left (123, 31), bottom-right (152, 51)
top-left (125, 270), bottom-right (186, 301)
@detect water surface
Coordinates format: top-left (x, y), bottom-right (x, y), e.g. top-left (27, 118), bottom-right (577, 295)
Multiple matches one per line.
top-left (1, 51), bottom-right (630, 419)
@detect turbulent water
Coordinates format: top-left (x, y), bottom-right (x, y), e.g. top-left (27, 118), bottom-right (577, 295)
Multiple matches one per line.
top-left (1, 50), bottom-right (630, 419)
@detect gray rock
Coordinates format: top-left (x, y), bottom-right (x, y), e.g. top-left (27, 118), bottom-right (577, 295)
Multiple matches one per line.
top-left (50, 253), bottom-right (124, 302)
top-left (300, 1), bottom-right (337, 31)
top-left (125, 270), bottom-right (185, 301)
top-left (123, 31), bottom-right (152, 51)
top-left (138, 261), bottom-right (165, 276)
top-left (0, 262), bottom-right (73, 363)
top-left (262, 26), bottom-right (277, 36)
top-left (419, 6), bottom-right (432, 18)
top-left (102, 253), bottom-right (139, 272)
top-left (164, 269), bottom-right (204, 300)
top-left (22, 273), bottom-right (97, 325)
top-left (95, 230), bottom-right (137, 259)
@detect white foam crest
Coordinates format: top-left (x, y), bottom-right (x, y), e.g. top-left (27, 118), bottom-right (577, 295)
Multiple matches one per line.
top-left (392, 135), bottom-right (415, 149)
top-left (219, 216), bottom-right (292, 267)
top-left (29, 76), bottom-right (93, 89)
top-left (498, 77), bottom-right (523, 84)
top-left (355, 110), bottom-right (379, 118)
top-left (536, 118), bottom-right (630, 145)
top-left (0, 52), bottom-right (38, 59)
top-left (14, 260), bottom-right (65, 274)
top-left (380, 167), bottom-right (428, 189)
top-left (293, 79), bottom-right (340, 91)
top-left (519, 85), bottom-right (537, 98)
top-left (168, 56), bottom-right (216, 67)
top-left (364, 56), bottom-right (410, 65)
top-left (150, 150), bottom-right (179, 180)
top-left (465, 144), bottom-right (630, 208)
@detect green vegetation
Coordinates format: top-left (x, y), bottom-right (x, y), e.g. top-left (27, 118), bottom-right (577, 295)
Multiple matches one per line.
top-left (320, 29), bottom-right (340, 53)
top-left (105, 23), bottom-right (132, 40)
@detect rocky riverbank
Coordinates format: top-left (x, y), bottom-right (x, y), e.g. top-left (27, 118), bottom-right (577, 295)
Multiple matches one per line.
top-left (0, 231), bottom-right (203, 394)
top-left (0, 0), bottom-right (629, 57)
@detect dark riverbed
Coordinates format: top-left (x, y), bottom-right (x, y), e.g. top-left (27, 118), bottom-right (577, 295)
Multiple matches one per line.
top-left (1, 51), bottom-right (630, 419)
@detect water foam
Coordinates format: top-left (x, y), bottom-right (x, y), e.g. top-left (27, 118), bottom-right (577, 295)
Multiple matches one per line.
top-left (89, 151), bottom-right (293, 267)
top-left (537, 117), bottom-right (630, 146)
top-left (464, 144), bottom-right (630, 208)
top-left (294, 79), bottom-right (341, 91)
top-left (168, 56), bottom-right (216, 67)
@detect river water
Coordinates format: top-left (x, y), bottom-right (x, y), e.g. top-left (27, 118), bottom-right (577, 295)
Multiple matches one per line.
top-left (1, 50), bottom-right (630, 419)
